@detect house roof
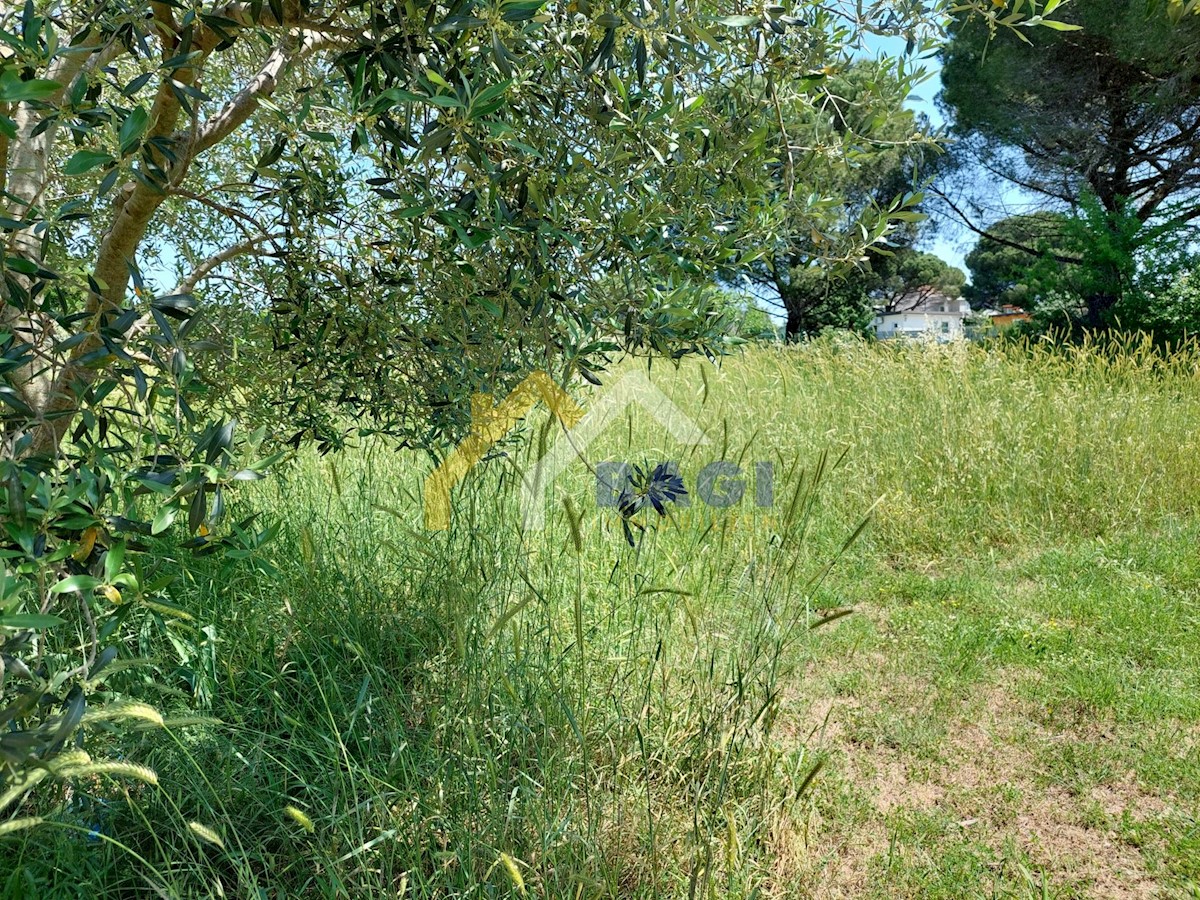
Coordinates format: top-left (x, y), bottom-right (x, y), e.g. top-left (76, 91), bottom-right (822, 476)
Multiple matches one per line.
top-left (986, 304), bottom-right (1030, 318)
top-left (876, 291), bottom-right (971, 317)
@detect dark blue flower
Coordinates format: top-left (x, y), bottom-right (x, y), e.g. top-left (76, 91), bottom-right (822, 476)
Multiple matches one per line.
top-left (615, 462), bottom-right (687, 545)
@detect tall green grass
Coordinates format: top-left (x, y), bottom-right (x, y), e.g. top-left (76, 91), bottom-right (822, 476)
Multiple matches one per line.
top-left (3, 336), bottom-right (1199, 897)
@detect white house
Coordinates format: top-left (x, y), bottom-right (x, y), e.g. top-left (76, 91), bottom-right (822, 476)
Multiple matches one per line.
top-left (873, 291), bottom-right (971, 342)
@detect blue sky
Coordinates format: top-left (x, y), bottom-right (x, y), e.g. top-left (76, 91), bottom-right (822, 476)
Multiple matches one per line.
top-left (148, 35), bottom-right (978, 305)
top-left (861, 34), bottom-right (974, 275)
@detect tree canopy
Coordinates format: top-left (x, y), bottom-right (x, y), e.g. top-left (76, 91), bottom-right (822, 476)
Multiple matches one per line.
top-left (0, 0), bottom-right (957, 455)
top-left (941, 0), bottom-right (1200, 218)
top-left (962, 212), bottom-right (1073, 310)
top-left (716, 58), bottom-right (938, 338)
top-left (873, 248), bottom-right (965, 313)
top-left (940, 0), bottom-right (1200, 326)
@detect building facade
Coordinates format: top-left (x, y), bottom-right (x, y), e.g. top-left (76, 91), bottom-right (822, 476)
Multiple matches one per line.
top-left (873, 292), bottom-right (971, 342)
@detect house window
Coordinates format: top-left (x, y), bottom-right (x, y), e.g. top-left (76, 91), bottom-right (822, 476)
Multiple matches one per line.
top-left (941, 321), bottom-right (950, 333)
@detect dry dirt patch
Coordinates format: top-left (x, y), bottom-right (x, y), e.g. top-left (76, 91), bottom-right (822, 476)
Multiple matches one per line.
top-left (778, 675), bottom-right (1172, 899)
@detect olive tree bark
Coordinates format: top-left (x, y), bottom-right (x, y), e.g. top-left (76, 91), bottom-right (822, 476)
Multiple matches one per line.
top-left (0, 24), bottom-right (111, 426)
top-left (0, 5), bottom-right (347, 457)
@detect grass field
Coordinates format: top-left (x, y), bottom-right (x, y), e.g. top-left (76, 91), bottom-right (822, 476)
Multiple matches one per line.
top-left (4, 336), bottom-right (1200, 898)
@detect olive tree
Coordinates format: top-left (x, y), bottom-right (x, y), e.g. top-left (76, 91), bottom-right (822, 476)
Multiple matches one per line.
top-left (0, 0), bottom-right (1073, 804)
top-left (713, 58), bottom-right (939, 338)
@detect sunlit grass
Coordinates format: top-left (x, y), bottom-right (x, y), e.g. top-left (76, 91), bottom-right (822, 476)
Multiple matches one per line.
top-left (3, 335), bottom-right (1199, 897)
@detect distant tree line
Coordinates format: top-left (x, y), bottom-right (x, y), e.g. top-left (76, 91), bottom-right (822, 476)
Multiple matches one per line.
top-left (939, 0), bottom-right (1200, 344)
top-left (727, 0), bottom-right (1200, 345)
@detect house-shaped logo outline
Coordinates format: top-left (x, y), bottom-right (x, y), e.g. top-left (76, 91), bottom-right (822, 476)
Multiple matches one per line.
top-left (423, 371), bottom-right (585, 530)
top-left (423, 369), bottom-right (710, 531)
top-left (520, 368), bottom-right (709, 530)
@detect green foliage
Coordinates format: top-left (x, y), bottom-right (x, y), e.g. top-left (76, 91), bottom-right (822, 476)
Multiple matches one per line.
top-left (710, 49), bottom-right (994, 337)
top-left (941, 0), bottom-right (1200, 216)
top-left (873, 248), bottom-right (966, 312)
top-left (941, 0), bottom-right (1200, 324)
top-left (735, 303), bottom-right (780, 341)
top-left (1141, 271), bottom-right (1200, 345)
top-left (0, 0), bottom-right (939, 805)
top-left (0, 0), bottom-right (1093, 843)
top-left (702, 287), bottom-right (779, 341)
top-left (768, 264), bottom-right (879, 337)
top-left (963, 212), bottom-right (1074, 310)
top-left (712, 58), bottom-right (941, 337)
top-left (705, 58), bottom-right (940, 336)
top-left (1001, 196), bottom-right (1198, 338)
top-left (754, 246), bottom-right (965, 340)
top-left (1060, 194), bottom-right (1146, 325)
top-left (3, 392), bottom-right (876, 895)
top-left (0, 316), bottom-right (280, 802)
top-left (4, 341), bottom-right (1200, 893)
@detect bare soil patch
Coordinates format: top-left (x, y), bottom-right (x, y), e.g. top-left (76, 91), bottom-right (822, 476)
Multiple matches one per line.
top-left (776, 672), bottom-right (1173, 899)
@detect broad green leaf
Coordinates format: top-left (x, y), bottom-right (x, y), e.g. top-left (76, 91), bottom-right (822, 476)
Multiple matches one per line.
top-left (715, 15), bottom-right (759, 26)
top-left (151, 505), bottom-right (177, 535)
top-left (49, 574), bottom-right (103, 595)
top-left (500, 2), bottom-right (543, 23)
top-left (4, 256), bottom-right (37, 274)
top-left (0, 613), bottom-right (66, 629)
top-left (471, 80), bottom-right (512, 110)
top-left (0, 71), bottom-right (60, 102)
top-left (430, 15), bottom-right (487, 33)
top-left (1036, 18), bottom-right (1083, 29)
top-left (63, 150), bottom-right (115, 176)
top-left (118, 106), bottom-right (150, 155)
top-left (103, 542), bottom-right (127, 583)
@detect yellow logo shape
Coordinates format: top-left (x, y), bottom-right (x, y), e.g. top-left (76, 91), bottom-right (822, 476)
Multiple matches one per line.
top-left (423, 371), bottom-right (584, 530)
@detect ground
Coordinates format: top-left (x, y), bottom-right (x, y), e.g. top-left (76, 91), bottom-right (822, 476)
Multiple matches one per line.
top-left (4, 339), bottom-right (1198, 898)
top-left (785, 529), bottom-right (1200, 898)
